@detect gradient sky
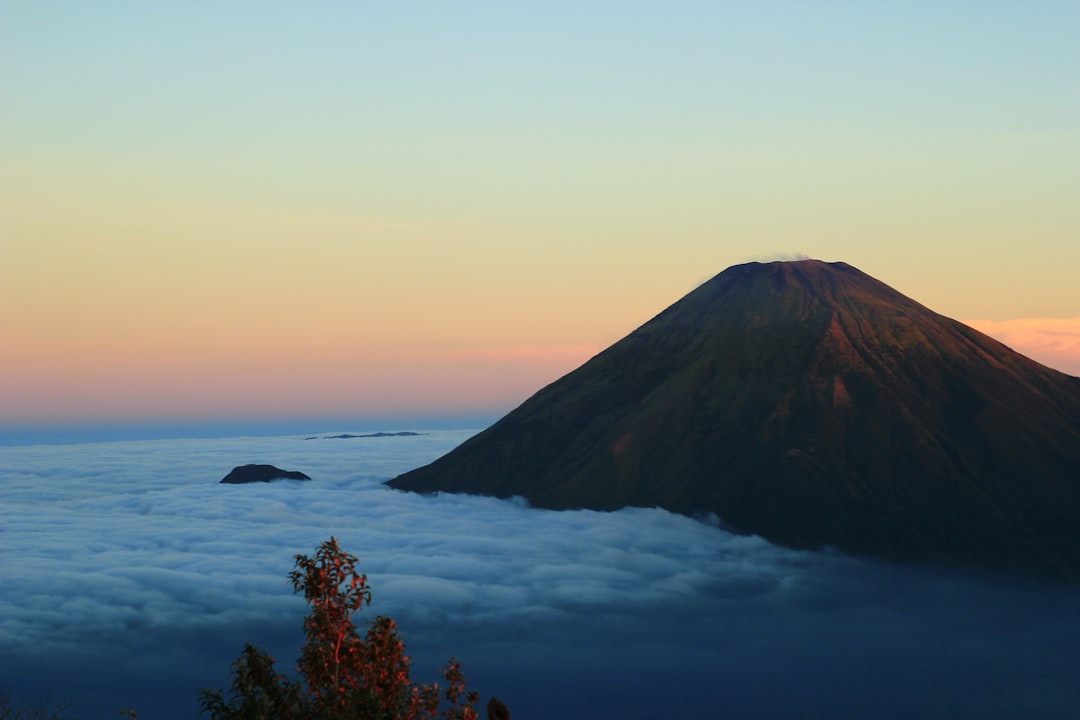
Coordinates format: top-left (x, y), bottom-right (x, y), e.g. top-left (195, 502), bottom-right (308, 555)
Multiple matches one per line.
top-left (2, 1), bottom-right (1078, 427)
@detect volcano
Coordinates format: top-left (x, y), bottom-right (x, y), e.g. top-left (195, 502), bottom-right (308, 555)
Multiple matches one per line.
top-left (389, 260), bottom-right (1080, 579)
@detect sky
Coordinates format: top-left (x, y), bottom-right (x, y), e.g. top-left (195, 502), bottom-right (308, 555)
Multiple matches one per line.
top-left (3, 431), bottom-right (1079, 719)
top-left (2, 1), bottom-right (1079, 428)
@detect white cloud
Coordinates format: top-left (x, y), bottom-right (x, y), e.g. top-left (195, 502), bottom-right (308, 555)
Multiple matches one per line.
top-left (745, 251), bottom-right (812, 263)
top-left (2, 430), bottom-right (1079, 719)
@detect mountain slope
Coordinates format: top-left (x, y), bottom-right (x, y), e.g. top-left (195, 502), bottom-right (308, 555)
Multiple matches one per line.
top-left (388, 260), bottom-right (1080, 579)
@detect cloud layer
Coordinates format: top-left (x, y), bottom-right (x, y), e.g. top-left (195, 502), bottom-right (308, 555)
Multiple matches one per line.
top-left (2, 430), bottom-right (1079, 719)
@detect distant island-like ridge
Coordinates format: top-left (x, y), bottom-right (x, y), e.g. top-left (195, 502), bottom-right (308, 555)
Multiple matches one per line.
top-left (305, 432), bottom-right (425, 440)
top-left (388, 260), bottom-right (1080, 580)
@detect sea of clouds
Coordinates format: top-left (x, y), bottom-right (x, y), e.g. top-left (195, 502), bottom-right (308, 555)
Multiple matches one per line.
top-left (2, 429), bottom-right (1079, 719)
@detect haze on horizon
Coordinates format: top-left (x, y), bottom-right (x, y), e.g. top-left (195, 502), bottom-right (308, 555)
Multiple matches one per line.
top-left (2, 1), bottom-right (1078, 429)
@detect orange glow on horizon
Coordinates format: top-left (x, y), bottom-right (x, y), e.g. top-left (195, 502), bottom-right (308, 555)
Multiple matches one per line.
top-left (967, 317), bottom-right (1080, 377)
top-left (0, 338), bottom-right (601, 425)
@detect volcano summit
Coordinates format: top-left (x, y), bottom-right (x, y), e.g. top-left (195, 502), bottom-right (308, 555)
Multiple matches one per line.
top-left (389, 260), bottom-right (1080, 579)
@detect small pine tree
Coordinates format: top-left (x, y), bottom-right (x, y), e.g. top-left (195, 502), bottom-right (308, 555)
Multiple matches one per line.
top-left (199, 537), bottom-right (479, 720)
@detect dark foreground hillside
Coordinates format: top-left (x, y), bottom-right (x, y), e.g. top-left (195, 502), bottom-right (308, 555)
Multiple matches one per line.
top-left (390, 260), bottom-right (1080, 580)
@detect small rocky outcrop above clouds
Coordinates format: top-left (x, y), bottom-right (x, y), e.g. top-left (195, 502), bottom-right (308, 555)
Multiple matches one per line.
top-left (220, 464), bottom-right (311, 484)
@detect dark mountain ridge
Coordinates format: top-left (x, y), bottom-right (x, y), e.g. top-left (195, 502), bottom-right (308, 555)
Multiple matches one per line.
top-left (389, 260), bottom-right (1080, 579)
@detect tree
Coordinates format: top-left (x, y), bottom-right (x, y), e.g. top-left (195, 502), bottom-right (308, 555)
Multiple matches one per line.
top-left (0, 692), bottom-right (70, 720)
top-left (199, 538), bottom-right (480, 720)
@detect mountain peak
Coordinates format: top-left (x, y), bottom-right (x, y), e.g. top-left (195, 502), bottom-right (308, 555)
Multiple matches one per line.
top-left (388, 261), bottom-right (1080, 580)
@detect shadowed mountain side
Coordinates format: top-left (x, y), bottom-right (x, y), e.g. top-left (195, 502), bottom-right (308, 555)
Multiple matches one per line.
top-left (388, 261), bottom-right (1080, 580)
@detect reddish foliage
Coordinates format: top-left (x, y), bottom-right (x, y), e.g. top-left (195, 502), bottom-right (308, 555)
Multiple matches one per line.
top-left (200, 537), bottom-right (480, 720)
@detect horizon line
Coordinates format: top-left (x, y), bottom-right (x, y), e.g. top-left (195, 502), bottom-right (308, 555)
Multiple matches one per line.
top-left (0, 413), bottom-right (498, 447)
